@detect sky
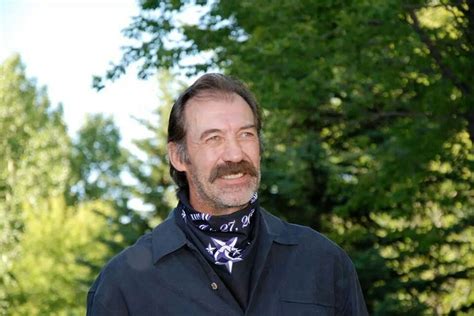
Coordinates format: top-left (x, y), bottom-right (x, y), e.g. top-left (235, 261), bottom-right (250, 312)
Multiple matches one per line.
top-left (0, 0), bottom-right (161, 149)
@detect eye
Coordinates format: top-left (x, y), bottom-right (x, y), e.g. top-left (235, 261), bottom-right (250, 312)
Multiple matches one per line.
top-left (240, 131), bottom-right (256, 139)
top-left (206, 135), bottom-right (222, 144)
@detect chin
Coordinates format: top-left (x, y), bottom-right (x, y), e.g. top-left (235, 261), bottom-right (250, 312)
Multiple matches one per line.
top-left (217, 190), bottom-right (255, 208)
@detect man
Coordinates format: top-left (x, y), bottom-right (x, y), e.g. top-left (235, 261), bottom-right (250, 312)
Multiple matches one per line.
top-left (87, 74), bottom-right (368, 315)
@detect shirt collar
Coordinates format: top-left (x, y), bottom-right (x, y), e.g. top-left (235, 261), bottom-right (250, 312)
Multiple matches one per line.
top-left (151, 207), bottom-right (299, 264)
top-left (151, 211), bottom-right (188, 264)
top-left (259, 208), bottom-right (299, 245)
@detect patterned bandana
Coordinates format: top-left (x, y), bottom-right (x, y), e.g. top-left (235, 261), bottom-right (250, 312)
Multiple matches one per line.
top-left (176, 191), bottom-right (259, 274)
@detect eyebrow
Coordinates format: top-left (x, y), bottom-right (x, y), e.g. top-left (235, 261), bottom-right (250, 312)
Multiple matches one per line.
top-left (199, 124), bottom-right (257, 141)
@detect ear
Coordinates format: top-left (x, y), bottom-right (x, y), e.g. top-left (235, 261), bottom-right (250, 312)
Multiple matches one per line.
top-left (167, 142), bottom-right (188, 172)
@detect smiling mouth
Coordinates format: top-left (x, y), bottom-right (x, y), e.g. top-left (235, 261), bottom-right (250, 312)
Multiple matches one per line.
top-left (221, 173), bottom-right (244, 180)
top-left (209, 161), bottom-right (258, 183)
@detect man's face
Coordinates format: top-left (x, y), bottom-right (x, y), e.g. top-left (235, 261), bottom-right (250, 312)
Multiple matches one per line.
top-left (171, 92), bottom-right (261, 215)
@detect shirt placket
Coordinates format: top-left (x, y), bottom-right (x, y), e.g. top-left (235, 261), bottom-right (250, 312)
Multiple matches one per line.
top-left (186, 241), bottom-right (244, 316)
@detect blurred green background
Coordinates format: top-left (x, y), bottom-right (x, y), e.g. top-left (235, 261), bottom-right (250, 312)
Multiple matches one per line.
top-left (1, 0), bottom-right (473, 315)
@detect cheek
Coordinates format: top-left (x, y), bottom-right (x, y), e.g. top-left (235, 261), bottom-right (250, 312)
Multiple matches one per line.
top-left (244, 142), bottom-right (261, 164)
top-left (194, 148), bottom-right (221, 170)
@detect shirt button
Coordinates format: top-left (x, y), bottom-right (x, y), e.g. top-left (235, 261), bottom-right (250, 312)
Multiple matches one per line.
top-left (210, 282), bottom-right (218, 290)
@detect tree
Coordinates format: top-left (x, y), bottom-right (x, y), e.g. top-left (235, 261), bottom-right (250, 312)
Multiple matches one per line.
top-left (97, 1), bottom-right (474, 313)
top-left (0, 55), bottom-right (71, 314)
top-left (128, 71), bottom-right (183, 223)
top-left (68, 113), bottom-right (150, 262)
top-left (5, 197), bottom-right (118, 316)
top-left (69, 113), bottom-right (128, 203)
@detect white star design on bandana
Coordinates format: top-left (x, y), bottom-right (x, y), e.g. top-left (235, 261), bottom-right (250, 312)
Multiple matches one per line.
top-left (206, 244), bottom-right (216, 254)
top-left (232, 248), bottom-right (241, 256)
top-left (211, 237), bottom-right (243, 273)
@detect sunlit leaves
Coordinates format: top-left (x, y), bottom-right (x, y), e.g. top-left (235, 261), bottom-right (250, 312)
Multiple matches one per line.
top-left (0, 55), bottom-right (71, 314)
top-left (129, 71), bottom-right (182, 220)
top-left (6, 198), bottom-right (116, 316)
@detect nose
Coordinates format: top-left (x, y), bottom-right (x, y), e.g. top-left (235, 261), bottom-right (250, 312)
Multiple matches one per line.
top-left (221, 138), bottom-right (244, 162)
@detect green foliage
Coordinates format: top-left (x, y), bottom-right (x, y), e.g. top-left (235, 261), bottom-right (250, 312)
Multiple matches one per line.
top-left (68, 112), bottom-right (149, 254)
top-left (128, 71), bottom-right (184, 223)
top-left (5, 198), bottom-right (116, 316)
top-left (100, 0), bottom-right (474, 313)
top-left (0, 55), bottom-right (71, 314)
top-left (0, 55), bottom-right (139, 315)
top-left (69, 113), bottom-right (128, 202)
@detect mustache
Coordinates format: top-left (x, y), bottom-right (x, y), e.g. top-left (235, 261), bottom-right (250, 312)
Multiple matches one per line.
top-left (209, 161), bottom-right (258, 183)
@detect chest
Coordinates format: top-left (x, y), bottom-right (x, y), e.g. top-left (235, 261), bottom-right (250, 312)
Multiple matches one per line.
top-left (120, 244), bottom-right (338, 316)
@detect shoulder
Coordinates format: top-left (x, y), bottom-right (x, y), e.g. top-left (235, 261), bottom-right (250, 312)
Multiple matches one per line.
top-left (87, 230), bottom-right (154, 315)
top-left (110, 227), bottom-right (154, 270)
top-left (260, 209), bottom-right (368, 314)
top-left (90, 230), bottom-right (153, 289)
top-left (87, 217), bottom-right (179, 313)
top-left (90, 215), bottom-right (178, 290)
top-left (261, 208), bottom-right (353, 266)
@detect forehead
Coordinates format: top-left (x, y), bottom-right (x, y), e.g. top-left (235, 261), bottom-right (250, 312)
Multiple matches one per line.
top-left (184, 92), bottom-right (255, 133)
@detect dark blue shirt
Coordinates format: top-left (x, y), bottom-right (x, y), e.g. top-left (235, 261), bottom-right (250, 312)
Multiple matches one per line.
top-left (87, 208), bottom-right (368, 315)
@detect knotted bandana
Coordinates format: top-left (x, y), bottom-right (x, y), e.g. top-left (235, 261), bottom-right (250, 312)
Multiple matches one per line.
top-left (176, 191), bottom-right (259, 274)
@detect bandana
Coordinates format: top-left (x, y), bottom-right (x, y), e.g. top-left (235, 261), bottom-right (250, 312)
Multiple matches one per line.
top-left (175, 191), bottom-right (259, 274)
